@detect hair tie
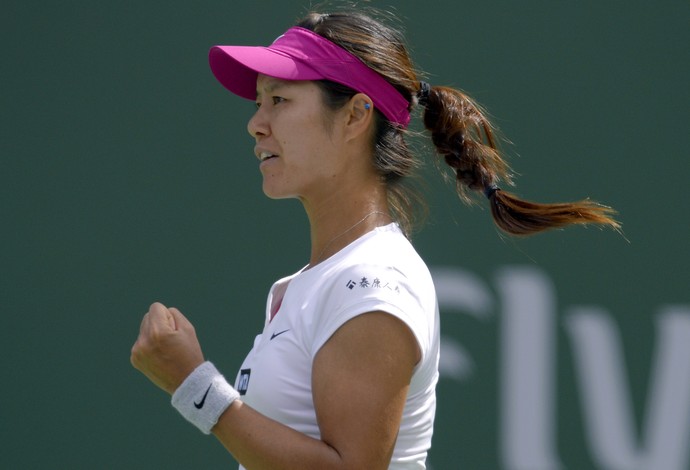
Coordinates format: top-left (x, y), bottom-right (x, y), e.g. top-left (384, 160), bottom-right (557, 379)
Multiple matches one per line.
top-left (417, 81), bottom-right (431, 107)
top-left (484, 184), bottom-right (500, 199)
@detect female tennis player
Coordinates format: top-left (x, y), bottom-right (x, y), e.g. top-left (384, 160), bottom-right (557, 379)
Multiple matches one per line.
top-left (131, 8), bottom-right (618, 469)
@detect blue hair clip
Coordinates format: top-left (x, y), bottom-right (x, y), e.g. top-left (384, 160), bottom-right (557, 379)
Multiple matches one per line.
top-left (484, 184), bottom-right (500, 199)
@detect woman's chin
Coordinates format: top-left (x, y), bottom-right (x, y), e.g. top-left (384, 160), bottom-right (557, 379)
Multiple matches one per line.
top-left (261, 184), bottom-right (294, 200)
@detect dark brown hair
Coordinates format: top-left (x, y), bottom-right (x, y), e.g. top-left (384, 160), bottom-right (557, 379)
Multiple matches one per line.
top-left (297, 9), bottom-right (620, 236)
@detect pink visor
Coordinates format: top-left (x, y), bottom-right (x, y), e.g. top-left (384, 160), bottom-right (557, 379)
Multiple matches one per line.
top-left (209, 27), bottom-right (411, 127)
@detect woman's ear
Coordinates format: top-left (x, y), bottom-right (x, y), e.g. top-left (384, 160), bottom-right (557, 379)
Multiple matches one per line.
top-left (342, 93), bottom-right (374, 142)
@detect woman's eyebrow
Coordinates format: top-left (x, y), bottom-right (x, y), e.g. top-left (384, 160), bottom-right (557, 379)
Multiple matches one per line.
top-left (256, 79), bottom-right (288, 98)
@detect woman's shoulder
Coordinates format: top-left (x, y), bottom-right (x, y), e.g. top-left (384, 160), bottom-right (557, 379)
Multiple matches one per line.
top-left (344, 223), bottom-right (429, 275)
top-left (319, 224), bottom-right (433, 298)
top-left (291, 223), bottom-right (432, 294)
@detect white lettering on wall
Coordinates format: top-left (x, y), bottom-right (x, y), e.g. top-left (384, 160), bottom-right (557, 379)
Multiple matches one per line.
top-left (565, 307), bottom-right (690, 470)
top-left (496, 267), bottom-right (562, 470)
top-left (433, 267), bottom-right (493, 381)
top-left (432, 266), bottom-right (690, 470)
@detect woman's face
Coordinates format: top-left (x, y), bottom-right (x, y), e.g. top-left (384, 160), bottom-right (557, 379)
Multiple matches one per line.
top-left (247, 75), bottom-right (350, 203)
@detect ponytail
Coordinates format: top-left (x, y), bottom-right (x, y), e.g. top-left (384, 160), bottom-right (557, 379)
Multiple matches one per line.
top-left (296, 10), bottom-right (619, 237)
top-left (420, 84), bottom-right (620, 236)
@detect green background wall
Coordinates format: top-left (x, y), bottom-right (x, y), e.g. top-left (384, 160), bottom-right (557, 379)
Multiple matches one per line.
top-left (2, 1), bottom-right (689, 468)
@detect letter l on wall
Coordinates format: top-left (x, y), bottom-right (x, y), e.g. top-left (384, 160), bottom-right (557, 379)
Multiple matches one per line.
top-left (497, 267), bottom-right (563, 470)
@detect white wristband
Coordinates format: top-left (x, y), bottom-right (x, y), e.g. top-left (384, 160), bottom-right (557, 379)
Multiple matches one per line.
top-left (171, 361), bottom-right (239, 434)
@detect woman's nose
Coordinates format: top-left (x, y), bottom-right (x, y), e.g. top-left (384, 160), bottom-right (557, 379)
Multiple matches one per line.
top-left (247, 108), bottom-right (268, 139)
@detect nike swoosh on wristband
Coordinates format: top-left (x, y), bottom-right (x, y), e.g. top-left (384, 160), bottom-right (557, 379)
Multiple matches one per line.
top-left (270, 329), bottom-right (290, 340)
top-left (194, 384), bottom-right (212, 409)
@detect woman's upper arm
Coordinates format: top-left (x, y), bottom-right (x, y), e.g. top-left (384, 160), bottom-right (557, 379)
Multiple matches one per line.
top-left (312, 310), bottom-right (421, 469)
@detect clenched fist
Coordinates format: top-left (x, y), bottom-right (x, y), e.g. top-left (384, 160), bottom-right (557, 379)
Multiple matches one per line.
top-left (131, 302), bottom-right (205, 394)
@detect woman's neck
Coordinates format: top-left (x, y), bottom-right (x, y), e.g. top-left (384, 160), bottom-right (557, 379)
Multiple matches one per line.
top-left (304, 186), bottom-right (391, 268)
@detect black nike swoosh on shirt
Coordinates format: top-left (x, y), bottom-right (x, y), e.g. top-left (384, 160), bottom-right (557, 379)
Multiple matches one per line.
top-left (194, 384), bottom-right (212, 409)
top-left (270, 329), bottom-right (290, 340)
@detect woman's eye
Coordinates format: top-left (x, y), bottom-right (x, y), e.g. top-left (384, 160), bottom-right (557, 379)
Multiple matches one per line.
top-left (254, 97), bottom-right (284, 108)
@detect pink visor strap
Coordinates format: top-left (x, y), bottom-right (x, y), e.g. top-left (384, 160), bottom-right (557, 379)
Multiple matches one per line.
top-left (209, 27), bottom-right (411, 127)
